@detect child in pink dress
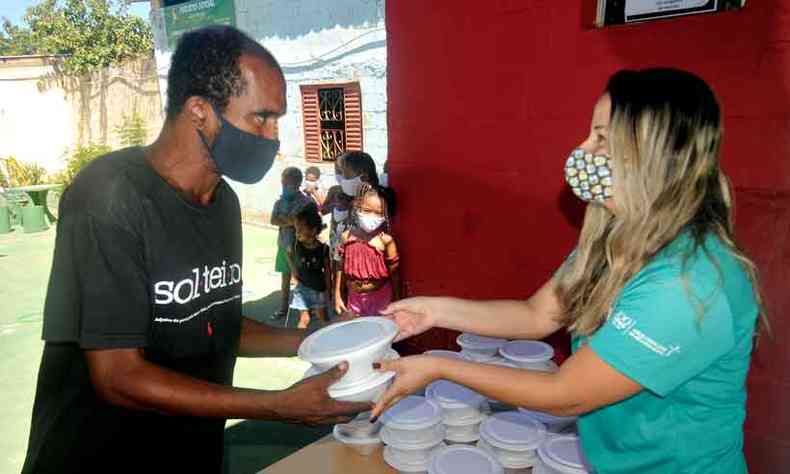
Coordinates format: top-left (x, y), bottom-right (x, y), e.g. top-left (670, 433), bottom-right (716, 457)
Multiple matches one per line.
top-left (334, 184), bottom-right (399, 316)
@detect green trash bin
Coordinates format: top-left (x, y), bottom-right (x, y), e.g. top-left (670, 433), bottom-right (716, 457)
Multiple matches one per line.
top-left (21, 205), bottom-right (48, 233)
top-left (0, 207), bottom-right (10, 234)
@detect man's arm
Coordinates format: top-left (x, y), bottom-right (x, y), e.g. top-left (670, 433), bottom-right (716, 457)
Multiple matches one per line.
top-left (237, 317), bottom-right (307, 358)
top-left (86, 348), bottom-right (370, 424)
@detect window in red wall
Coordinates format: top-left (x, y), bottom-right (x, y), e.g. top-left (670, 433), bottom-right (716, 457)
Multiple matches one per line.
top-left (300, 82), bottom-right (363, 162)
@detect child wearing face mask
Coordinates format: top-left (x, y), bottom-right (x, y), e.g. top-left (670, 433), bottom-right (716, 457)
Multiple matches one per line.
top-left (290, 204), bottom-right (331, 329)
top-left (335, 183), bottom-right (400, 316)
top-left (270, 167), bottom-right (312, 320)
top-left (302, 166), bottom-right (326, 207)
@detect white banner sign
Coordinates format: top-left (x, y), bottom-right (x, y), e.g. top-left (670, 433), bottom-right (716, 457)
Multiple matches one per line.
top-left (625, 0), bottom-right (717, 22)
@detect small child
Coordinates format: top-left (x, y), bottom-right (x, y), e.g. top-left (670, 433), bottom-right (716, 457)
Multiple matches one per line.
top-left (270, 167), bottom-right (312, 320)
top-left (335, 183), bottom-right (400, 316)
top-left (302, 166), bottom-right (325, 207)
top-left (290, 204), bottom-right (331, 329)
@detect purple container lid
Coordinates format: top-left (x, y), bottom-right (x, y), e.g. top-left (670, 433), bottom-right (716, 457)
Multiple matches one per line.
top-left (500, 340), bottom-right (555, 364)
top-left (537, 436), bottom-right (592, 473)
top-left (428, 445), bottom-right (504, 474)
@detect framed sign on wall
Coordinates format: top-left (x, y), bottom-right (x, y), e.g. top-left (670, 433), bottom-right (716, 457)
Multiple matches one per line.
top-left (595, 0), bottom-right (746, 27)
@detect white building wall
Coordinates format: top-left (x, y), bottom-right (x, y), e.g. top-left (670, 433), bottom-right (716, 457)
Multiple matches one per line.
top-left (150, 0), bottom-right (387, 223)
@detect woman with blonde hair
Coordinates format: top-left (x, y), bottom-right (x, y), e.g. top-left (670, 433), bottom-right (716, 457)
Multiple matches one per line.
top-left (371, 69), bottom-right (764, 473)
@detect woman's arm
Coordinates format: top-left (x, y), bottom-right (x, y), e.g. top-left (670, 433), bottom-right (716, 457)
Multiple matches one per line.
top-left (382, 278), bottom-right (564, 342)
top-left (371, 346), bottom-right (642, 419)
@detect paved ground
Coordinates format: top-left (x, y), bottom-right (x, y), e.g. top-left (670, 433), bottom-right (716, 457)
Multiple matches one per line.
top-left (0, 223), bottom-right (330, 474)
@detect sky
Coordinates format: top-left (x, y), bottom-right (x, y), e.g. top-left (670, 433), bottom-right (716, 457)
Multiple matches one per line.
top-left (0, 1), bottom-right (151, 26)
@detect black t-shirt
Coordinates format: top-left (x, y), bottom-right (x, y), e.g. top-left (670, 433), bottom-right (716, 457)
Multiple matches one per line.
top-left (292, 240), bottom-right (328, 292)
top-left (22, 148), bottom-right (243, 473)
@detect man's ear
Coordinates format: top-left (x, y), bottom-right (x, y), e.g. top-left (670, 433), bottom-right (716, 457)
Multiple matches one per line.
top-left (185, 96), bottom-right (214, 130)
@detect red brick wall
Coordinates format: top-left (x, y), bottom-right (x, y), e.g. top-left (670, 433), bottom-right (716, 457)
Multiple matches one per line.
top-left (386, 1), bottom-right (790, 471)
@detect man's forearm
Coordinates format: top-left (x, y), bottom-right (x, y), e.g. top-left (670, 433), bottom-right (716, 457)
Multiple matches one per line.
top-left (237, 317), bottom-right (306, 357)
top-left (87, 348), bottom-right (290, 420)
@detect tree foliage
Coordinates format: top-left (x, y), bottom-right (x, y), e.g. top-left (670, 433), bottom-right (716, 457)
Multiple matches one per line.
top-left (0, 0), bottom-right (153, 74)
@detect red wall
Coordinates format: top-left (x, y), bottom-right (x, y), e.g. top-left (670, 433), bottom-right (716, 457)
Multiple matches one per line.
top-left (386, 1), bottom-right (790, 472)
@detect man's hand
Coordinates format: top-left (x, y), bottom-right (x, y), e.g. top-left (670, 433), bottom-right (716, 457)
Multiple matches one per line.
top-left (277, 362), bottom-right (372, 425)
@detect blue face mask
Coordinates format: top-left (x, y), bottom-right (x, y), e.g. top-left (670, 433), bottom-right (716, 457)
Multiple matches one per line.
top-left (198, 103), bottom-right (279, 184)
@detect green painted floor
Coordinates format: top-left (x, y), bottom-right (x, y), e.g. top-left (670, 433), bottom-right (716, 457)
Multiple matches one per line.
top-left (0, 223), bottom-right (329, 474)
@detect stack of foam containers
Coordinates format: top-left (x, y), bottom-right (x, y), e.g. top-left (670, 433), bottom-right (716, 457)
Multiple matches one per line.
top-left (427, 445), bottom-right (504, 474)
top-left (533, 435), bottom-right (592, 474)
top-left (380, 396), bottom-right (448, 473)
top-left (426, 379), bottom-right (489, 445)
top-left (477, 411), bottom-right (548, 473)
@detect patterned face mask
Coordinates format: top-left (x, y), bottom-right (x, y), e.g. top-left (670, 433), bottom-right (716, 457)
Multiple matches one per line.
top-left (564, 148), bottom-right (614, 203)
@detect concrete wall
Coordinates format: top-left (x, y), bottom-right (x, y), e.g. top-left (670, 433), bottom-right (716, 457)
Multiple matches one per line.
top-left (150, 0), bottom-right (387, 224)
top-left (0, 56), bottom-right (163, 174)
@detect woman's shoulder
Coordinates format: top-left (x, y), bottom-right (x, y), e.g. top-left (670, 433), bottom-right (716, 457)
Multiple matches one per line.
top-left (379, 232), bottom-right (395, 245)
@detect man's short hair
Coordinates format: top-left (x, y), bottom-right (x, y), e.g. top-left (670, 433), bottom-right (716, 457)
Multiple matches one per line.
top-left (166, 25), bottom-right (282, 120)
top-left (282, 167), bottom-right (303, 184)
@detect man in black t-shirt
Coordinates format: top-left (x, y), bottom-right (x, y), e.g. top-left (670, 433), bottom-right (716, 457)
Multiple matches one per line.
top-left (22, 26), bottom-right (370, 474)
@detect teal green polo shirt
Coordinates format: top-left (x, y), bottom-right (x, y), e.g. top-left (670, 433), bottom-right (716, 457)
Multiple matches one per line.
top-left (571, 233), bottom-right (758, 473)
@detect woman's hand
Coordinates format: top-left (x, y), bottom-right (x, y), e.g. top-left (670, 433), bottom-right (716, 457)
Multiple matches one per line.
top-left (370, 355), bottom-right (443, 419)
top-left (334, 293), bottom-right (349, 316)
top-left (380, 297), bottom-right (438, 342)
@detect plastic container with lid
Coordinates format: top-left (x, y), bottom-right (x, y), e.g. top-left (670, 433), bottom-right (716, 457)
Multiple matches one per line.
top-left (335, 410), bottom-right (381, 439)
top-left (426, 380), bottom-right (487, 424)
top-left (428, 445), bottom-right (505, 474)
top-left (443, 411), bottom-right (486, 444)
top-left (534, 436), bottom-right (592, 474)
top-left (381, 395), bottom-right (446, 446)
top-left (333, 424), bottom-right (382, 456)
top-left (298, 317), bottom-right (398, 388)
top-left (424, 349), bottom-right (464, 359)
top-left (518, 407), bottom-right (576, 434)
top-left (302, 348), bottom-right (399, 402)
top-left (459, 350), bottom-right (505, 364)
top-left (457, 333), bottom-right (508, 359)
top-left (384, 442), bottom-right (446, 474)
top-left (477, 411), bottom-right (547, 471)
top-left (499, 341), bottom-right (559, 372)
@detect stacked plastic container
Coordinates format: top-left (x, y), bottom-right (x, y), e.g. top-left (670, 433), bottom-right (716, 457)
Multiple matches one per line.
top-left (457, 333), bottom-right (508, 363)
top-left (380, 396), bottom-right (448, 473)
top-left (499, 341), bottom-right (559, 373)
top-left (534, 436), bottom-right (592, 474)
top-left (477, 411), bottom-right (547, 473)
top-left (428, 445), bottom-right (505, 474)
top-left (426, 380), bottom-right (489, 445)
top-left (332, 411), bottom-right (383, 456)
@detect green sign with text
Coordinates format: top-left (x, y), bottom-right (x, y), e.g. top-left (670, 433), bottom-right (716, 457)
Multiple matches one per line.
top-left (163, 0), bottom-right (236, 50)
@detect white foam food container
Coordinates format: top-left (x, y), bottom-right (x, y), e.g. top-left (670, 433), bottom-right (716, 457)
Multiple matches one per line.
top-left (381, 395), bottom-right (446, 446)
top-left (477, 411), bottom-right (547, 469)
top-left (534, 436), bottom-right (591, 474)
top-left (298, 317), bottom-right (398, 388)
top-left (499, 341), bottom-right (558, 372)
top-left (428, 445), bottom-right (505, 474)
top-left (333, 424), bottom-right (382, 456)
top-left (457, 333), bottom-right (508, 358)
top-left (518, 407), bottom-right (576, 434)
top-left (302, 348), bottom-right (399, 402)
top-left (384, 442), bottom-right (446, 474)
top-left (427, 380), bottom-right (486, 423)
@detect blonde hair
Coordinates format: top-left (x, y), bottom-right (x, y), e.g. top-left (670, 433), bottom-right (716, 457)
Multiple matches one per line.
top-left (556, 69), bottom-right (766, 336)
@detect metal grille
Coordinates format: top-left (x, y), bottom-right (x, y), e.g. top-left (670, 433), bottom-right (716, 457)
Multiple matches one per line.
top-left (318, 88), bottom-right (346, 160)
